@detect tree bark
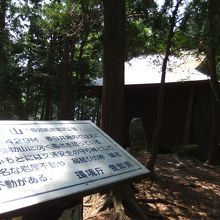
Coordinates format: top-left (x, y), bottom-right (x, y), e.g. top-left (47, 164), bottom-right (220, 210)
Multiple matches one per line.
top-left (44, 79), bottom-right (52, 120)
top-left (0, 0), bottom-right (7, 53)
top-left (60, 36), bottom-right (75, 120)
top-left (207, 0), bottom-right (220, 165)
top-left (147, 0), bottom-right (183, 172)
top-left (0, 0), bottom-right (8, 72)
top-left (101, 0), bottom-right (125, 145)
top-left (0, 0), bottom-right (7, 29)
top-left (85, 2), bottom-right (150, 219)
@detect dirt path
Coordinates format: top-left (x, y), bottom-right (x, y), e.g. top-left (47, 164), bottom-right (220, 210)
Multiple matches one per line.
top-left (134, 153), bottom-right (220, 219)
top-left (84, 153), bottom-right (220, 220)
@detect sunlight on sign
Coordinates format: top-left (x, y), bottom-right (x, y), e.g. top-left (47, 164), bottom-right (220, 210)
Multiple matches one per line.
top-left (0, 121), bottom-right (149, 215)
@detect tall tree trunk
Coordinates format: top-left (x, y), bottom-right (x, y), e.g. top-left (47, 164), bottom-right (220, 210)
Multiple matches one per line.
top-left (34, 81), bottom-right (43, 120)
top-left (207, 0), bottom-right (220, 165)
top-left (0, 0), bottom-right (7, 32)
top-left (44, 79), bottom-right (52, 120)
top-left (91, 2), bottom-right (149, 219)
top-left (0, 0), bottom-right (8, 71)
top-left (24, 64), bottom-right (32, 120)
top-left (43, 36), bottom-right (56, 120)
top-left (60, 37), bottom-right (75, 120)
top-left (208, 87), bottom-right (219, 165)
top-left (101, 0), bottom-right (125, 145)
top-left (147, 0), bottom-right (183, 172)
top-left (74, 33), bottom-right (89, 120)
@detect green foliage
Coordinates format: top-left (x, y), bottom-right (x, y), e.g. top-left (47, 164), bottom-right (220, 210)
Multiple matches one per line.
top-left (126, 18), bottom-right (152, 57)
top-left (126, 0), bottom-right (169, 58)
top-left (75, 97), bottom-right (100, 122)
top-left (177, 0), bottom-right (208, 52)
top-left (41, 1), bottom-right (68, 34)
top-left (1, 0), bottom-right (220, 119)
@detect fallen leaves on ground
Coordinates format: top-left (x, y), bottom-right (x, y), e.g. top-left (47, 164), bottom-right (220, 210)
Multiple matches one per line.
top-left (84, 153), bottom-right (220, 220)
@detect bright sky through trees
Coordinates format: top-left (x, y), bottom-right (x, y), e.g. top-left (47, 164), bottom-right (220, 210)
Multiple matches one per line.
top-left (156, 0), bottom-right (165, 9)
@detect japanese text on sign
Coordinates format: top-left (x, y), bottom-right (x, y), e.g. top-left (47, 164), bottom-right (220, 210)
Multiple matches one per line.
top-left (0, 121), bottom-right (149, 215)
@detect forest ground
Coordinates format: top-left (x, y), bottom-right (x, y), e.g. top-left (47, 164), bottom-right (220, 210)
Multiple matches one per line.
top-left (83, 152), bottom-right (220, 220)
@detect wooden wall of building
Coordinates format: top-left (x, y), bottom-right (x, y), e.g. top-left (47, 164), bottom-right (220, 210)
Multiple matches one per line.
top-left (88, 80), bottom-right (219, 161)
top-left (124, 80), bottom-right (217, 161)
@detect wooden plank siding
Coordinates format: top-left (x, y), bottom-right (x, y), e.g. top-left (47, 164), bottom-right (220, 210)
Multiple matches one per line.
top-left (87, 80), bottom-right (220, 161)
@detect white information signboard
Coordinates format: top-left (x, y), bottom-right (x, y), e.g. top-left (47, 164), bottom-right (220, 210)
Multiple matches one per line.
top-left (0, 121), bottom-right (149, 215)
